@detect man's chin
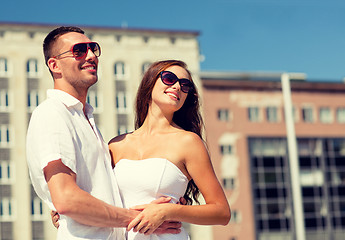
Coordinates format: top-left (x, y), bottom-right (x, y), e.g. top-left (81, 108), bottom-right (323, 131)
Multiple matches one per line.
top-left (86, 76), bottom-right (98, 87)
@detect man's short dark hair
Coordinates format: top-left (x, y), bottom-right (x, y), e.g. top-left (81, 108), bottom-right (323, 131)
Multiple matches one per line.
top-left (43, 26), bottom-right (84, 65)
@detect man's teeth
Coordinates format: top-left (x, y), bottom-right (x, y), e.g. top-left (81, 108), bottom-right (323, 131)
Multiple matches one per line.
top-left (84, 66), bottom-right (95, 70)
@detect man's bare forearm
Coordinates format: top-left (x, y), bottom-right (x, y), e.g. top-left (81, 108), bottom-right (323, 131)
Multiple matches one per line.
top-left (52, 184), bottom-right (138, 227)
top-left (45, 160), bottom-right (138, 228)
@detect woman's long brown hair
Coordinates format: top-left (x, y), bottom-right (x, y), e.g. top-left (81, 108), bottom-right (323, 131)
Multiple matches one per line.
top-left (135, 60), bottom-right (203, 205)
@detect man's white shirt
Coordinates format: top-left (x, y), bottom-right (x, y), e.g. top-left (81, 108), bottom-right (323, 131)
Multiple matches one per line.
top-left (26, 89), bottom-right (124, 239)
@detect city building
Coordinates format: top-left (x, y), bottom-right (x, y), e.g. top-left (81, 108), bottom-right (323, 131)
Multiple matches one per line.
top-left (0, 22), bottom-right (202, 240)
top-left (3, 21), bottom-right (345, 240)
top-left (201, 71), bottom-right (345, 240)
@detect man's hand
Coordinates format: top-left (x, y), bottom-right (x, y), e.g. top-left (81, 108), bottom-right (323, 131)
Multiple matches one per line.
top-left (153, 221), bottom-right (182, 235)
top-left (50, 196), bottom-right (187, 232)
top-left (51, 210), bottom-right (60, 229)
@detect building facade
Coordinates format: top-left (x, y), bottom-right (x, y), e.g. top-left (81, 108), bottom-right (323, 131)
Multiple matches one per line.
top-left (0, 22), bottom-right (203, 240)
top-left (201, 72), bottom-right (345, 240)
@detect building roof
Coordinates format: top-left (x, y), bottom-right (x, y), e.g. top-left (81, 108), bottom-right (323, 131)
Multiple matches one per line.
top-left (201, 71), bottom-right (345, 93)
top-left (0, 21), bottom-right (200, 37)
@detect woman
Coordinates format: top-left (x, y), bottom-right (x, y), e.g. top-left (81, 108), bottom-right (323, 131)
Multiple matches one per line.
top-left (109, 60), bottom-right (231, 239)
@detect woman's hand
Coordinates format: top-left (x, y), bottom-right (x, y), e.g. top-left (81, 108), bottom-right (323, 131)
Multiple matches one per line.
top-left (127, 203), bottom-right (170, 235)
top-left (50, 210), bottom-right (60, 228)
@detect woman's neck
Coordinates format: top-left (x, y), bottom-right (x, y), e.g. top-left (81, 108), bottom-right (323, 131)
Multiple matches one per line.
top-left (138, 106), bottom-right (179, 135)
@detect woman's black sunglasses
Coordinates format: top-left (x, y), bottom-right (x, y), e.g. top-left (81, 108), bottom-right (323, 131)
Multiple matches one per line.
top-left (160, 71), bottom-right (193, 93)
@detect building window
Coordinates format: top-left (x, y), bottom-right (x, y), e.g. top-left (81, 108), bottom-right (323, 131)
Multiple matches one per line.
top-left (223, 177), bottom-right (236, 190)
top-left (230, 210), bottom-right (241, 223)
top-left (27, 58), bottom-right (39, 78)
top-left (114, 62), bottom-right (126, 80)
top-left (31, 197), bottom-right (44, 220)
top-left (27, 91), bottom-right (40, 111)
top-left (218, 109), bottom-right (230, 122)
top-left (0, 198), bottom-right (14, 220)
top-left (336, 107), bottom-right (345, 123)
top-left (300, 169), bottom-right (324, 187)
top-left (0, 58), bottom-right (8, 77)
top-left (248, 106), bottom-right (260, 122)
top-left (0, 90), bottom-right (10, 111)
top-left (266, 106), bottom-right (278, 122)
top-left (0, 161), bottom-right (12, 183)
top-left (117, 125), bottom-right (128, 135)
top-left (319, 107), bottom-right (332, 123)
top-left (249, 138), bottom-right (291, 233)
top-left (116, 92), bottom-right (127, 113)
top-left (142, 62), bottom-right (151, 74)
top-left (32, 221), bottom-right (44, 240)
top-left (220, 144), bottom-right (232, 155)
top-left (87, 90), bottom-right (101, 112)
top-left (302, 106), bottom-right (314, 123)
top-left (0, 125), bottom-right (12, 147)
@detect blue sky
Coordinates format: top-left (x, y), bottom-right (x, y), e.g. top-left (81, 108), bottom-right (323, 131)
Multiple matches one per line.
top-left (1, 0), bottom-right (345, 81)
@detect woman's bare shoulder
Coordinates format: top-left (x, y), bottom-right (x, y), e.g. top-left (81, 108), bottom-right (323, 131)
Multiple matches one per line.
top-left (178, 130), bottom-right (202, 142)
top-left (108, 132), bottom-right (134, 165)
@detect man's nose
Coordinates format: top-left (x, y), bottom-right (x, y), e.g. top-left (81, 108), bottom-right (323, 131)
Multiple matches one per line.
top-left (85, 46), bottom-right (97, 60)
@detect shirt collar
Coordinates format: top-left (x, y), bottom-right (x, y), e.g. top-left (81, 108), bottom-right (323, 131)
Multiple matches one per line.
top-left (47, 89), bottom-right (94, 115)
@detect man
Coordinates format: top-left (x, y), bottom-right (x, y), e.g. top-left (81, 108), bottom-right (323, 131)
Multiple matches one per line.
top-left (26, 26), bottom-right (180, 239)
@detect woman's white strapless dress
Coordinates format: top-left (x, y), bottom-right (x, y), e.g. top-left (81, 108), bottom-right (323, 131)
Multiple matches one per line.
top-left (113, 158), bottom-right (190, 240)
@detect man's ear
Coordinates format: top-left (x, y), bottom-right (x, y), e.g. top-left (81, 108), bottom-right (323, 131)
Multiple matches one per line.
top-left (47, 58), bottom-right (61, 74)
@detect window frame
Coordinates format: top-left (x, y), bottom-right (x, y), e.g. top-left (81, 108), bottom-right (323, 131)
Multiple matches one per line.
top-left (218, 109), bottom-right (230, 122)
top-left (117, 125), bottom-right (128, 136)
top-left (87, 90), bottom-right (102, 113)
top-left (115, 91), bottom-right (128, 114)
top-left (0, 197), bottom-right (15, 221)
top-left (31, 197), bottom-right (45, 220)
top-left (248, 106), bottom-right (260, 122)
top-left (0, 161), bottom-right (13, 184)
top-left (0, 125), bottom-right (13, 147)
top-left (266, 106), bottom-right (279, 123)
top-left (114, 61), bottom-right (128, 80)
top-left (0, 90), bottom-right (11, 111)
top-left (220, 144), bottom-right (233, 155)
top-left (27, 90), bottom-right (41, 112)
top-left (302, 106), bottom-right (314, 123)
top-left (27, 58), bottom-right (40, 78)
top-left (319, 107), bottom-right (333, 124)
top-left (0, 57), bottom-right (9, 77)
top-left (336, 107), bottom-right (345, 123)
top-left (223, 177), bottom-right (236, 190)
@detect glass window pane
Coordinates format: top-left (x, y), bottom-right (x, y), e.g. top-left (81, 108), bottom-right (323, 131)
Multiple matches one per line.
top-left (320, 107), bottom-right (332, 123)
top-left (337, 108), bottom-right (345, 123)
top-left (302, 107), bottom-right (313, 123)
top-left (266, 106), bottom-right (278, 122)
top-left (0, 58), bottom-right (8, 76)
top-left (248, 107), bottom-right (260, 122)
top-left (218, 109), bottom-right (229, 121)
